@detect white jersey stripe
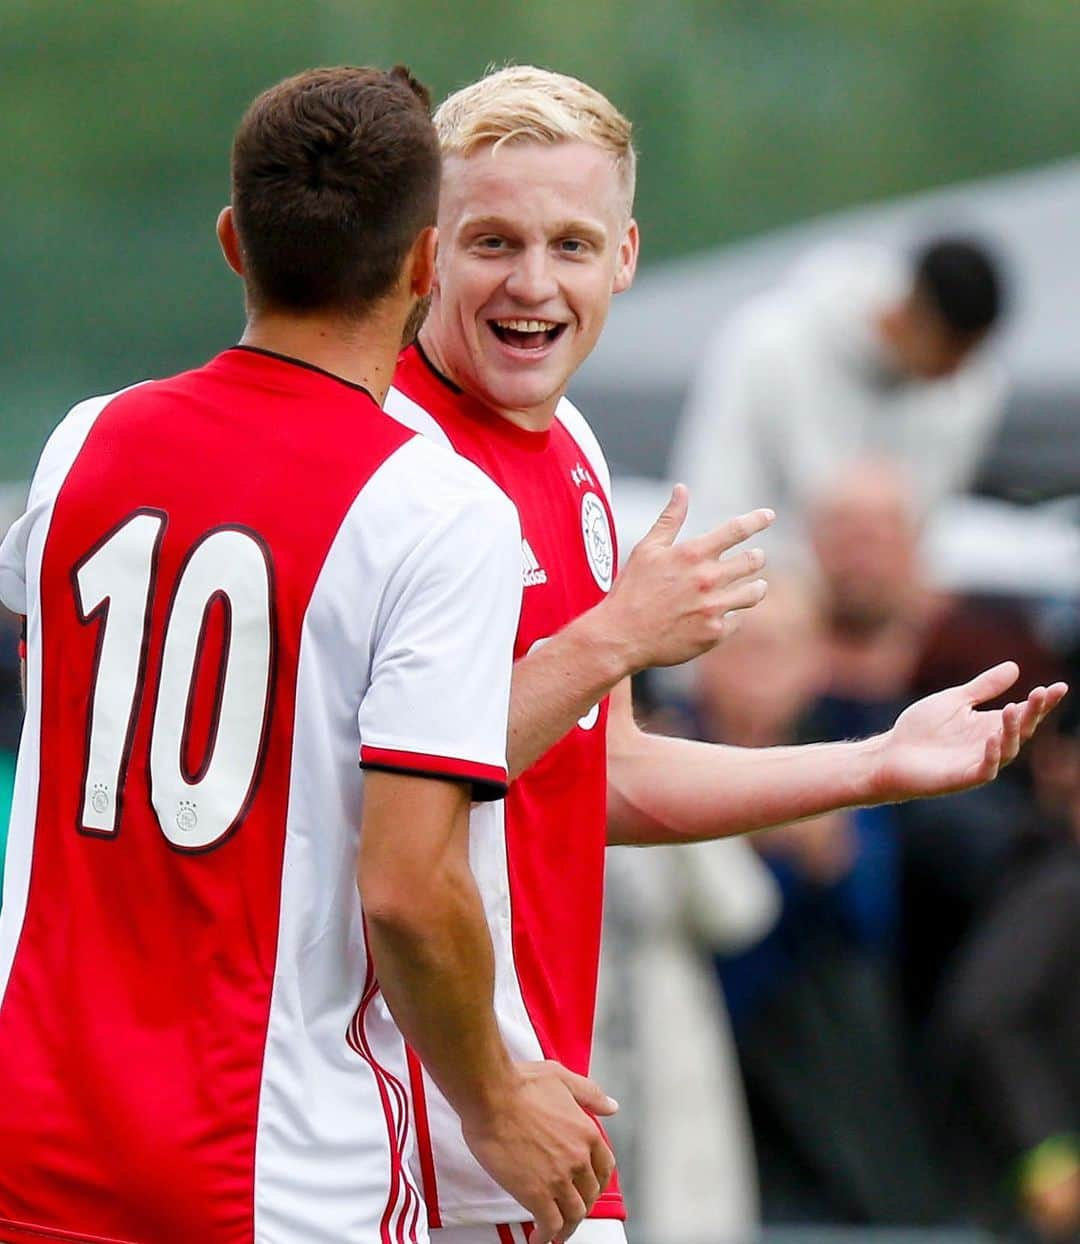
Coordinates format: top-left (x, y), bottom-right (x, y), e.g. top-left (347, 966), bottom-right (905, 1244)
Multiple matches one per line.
top-left (556, 397), bottom-right (612, 504)
top-left (384, 388), bottom-right (455, 450)
top-left (0, 391), bottom-right (123, 1010)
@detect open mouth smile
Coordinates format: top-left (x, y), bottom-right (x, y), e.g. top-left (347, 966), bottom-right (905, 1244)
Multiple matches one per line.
top-left (488, 318), bottom-right (568, 351)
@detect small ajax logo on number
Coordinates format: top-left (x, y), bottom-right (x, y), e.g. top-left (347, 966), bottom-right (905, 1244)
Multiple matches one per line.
top-left (580, 491), bottom-right (613, 591)
top-left (91, 783), bottom-right (110, 815)
top-left (176, 799), bottom-right (199, 833)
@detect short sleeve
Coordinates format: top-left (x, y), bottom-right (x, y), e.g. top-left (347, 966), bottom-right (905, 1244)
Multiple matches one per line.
top-left (358, 481), bottom-right (522, 801)
top-left (0, 389), bottom-right (127, 615)
top-left (0, 510), bottom-right (31, 614)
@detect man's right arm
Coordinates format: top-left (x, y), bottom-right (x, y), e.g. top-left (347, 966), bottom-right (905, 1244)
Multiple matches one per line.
top-left (359, 770), bottom-right (616, 1243)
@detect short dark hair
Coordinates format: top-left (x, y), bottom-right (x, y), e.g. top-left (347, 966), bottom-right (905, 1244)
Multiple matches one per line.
top-left (914, 237), bottom-right (1005, 337)
top-left (231, 65), bottom-right (440, 316)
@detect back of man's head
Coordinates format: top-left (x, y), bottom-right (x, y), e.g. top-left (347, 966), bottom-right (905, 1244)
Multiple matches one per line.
top-left (914, 237), bottom-right (1004, 339)
top-left (231, 66), bottom-right (440, 318)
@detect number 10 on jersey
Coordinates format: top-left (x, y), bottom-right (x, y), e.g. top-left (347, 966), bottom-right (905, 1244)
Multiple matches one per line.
top-left (73, 509), bottom-right (275, 852)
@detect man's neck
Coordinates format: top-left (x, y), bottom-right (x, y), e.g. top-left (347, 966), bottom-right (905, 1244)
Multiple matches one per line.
top-left (240, 309), bottom-right (402, 405)
top-left (417, 328), bottom-right (560, 433)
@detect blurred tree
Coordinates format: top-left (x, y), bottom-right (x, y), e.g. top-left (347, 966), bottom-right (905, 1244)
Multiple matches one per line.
top-left (1, 0), bottom-right (1078, 477)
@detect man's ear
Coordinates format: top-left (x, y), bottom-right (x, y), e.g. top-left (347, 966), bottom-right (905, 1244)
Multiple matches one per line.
top-left (216, 206), bottom-right (245, 277)
top-left (613, 217), bottom-right (640, 295)
top-left (408, 225), bottom-right (438, 299)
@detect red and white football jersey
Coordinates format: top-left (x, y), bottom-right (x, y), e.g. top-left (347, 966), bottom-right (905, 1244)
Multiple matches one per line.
top-left (387, 345), bottom-right (625, 1227)
top-left (0, 346), bottom-right (522, 1244)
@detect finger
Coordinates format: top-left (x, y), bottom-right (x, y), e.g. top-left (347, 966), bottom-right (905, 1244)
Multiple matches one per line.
top-left (591, 1131), bottom-right (616, 1192)
top-left (532, 1202), bottom-right (563, 1244)
top-left (1045, 681), bottom-right (1070, 710)
top-left (999, 701), bottom-right (1023, 766)
top-left (962, 660), bottom-right (1020, 706)
top-left (715, 545), bottom-right (767, 585)
top-left (1030, 682), bottom-right (1069, 735)
top-left (572, 1162), bottom-right (601, 1216)
top-left (713, 578), bottom-right (769, 615)
top-left (639, 484), bottom-right (689, 549)
top-left (550, 1065), bottom-right (619, 1116)
top-left (688, 507), bottom-right (774, 559)
top-left (553, 1187), bottom-right (587, 1241)
top-left (979, 730), bottom-right (1002, 783)
top-left (1015, 689), bottom-right (1048, 746)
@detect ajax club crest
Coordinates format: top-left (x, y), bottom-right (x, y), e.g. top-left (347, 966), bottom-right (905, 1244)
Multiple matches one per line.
top-left (580, 492), bottom-right (613, 591)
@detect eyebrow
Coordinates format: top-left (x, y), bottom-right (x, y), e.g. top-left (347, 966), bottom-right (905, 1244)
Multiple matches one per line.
top-left (458, 215), bottom-right (609, 245)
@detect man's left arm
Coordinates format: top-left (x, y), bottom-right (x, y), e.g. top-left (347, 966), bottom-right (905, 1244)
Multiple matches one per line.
top-left (606, 665), bottom-right (1066, 847)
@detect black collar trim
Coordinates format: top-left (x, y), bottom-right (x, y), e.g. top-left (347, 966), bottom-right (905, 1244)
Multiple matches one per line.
top-left (231, 345), bottom-right (377, 404)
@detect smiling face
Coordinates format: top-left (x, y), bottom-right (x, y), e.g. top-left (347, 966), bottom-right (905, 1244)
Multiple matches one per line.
top-left (420, 140), bottom-right (639, 429)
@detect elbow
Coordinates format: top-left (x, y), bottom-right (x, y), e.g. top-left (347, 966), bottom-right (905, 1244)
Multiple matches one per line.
top-left (360, 861), bottom-right (470, 949)
top-left (360, 873), bottom-right (436, 943)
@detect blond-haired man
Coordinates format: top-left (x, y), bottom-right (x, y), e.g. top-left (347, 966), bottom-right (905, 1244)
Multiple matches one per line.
top-left (386, 66), bottom-right (1065, 1244)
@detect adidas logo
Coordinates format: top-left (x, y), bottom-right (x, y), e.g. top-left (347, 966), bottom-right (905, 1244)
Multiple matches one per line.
top-left (522, 539), bottom-right (548, 587)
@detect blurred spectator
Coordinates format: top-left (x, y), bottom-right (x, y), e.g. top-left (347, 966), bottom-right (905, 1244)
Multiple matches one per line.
top-left (671, 235), bottom-right (1007, 555)
top-left (595, 682), bottom-right (780, 1244)
top-left (803, 460), bottom-right (1063, 1032)
top-left (700, 577), bottom-right (949, 1224)
top-left (932, 685), bottom-right (1080, 1242)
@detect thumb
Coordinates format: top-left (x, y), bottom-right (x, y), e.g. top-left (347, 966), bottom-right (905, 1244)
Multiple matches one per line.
top-left (641, 483), bottom-right (688, 548)
top-left (963, 660), bottom-right (1020, 706)
top-left (552, 1065), bottom-right (619, 1116)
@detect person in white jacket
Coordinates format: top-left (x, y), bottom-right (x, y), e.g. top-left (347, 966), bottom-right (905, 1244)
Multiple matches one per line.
top-left (671, 237), bottom-right (1008, 555)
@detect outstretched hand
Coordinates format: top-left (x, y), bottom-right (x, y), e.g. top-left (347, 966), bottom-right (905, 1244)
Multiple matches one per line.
top-left (874, 662), bottom-right (1068, 803)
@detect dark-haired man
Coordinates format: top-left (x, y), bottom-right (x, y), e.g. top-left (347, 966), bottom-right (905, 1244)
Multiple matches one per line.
top-left (672, 236), bottom-right (1008, 552)
top-left (0, 66), bottom-right (612, 1244)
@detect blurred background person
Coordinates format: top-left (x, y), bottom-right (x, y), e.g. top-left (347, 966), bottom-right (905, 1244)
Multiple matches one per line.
top-left (596, 826), bottom-right (779, 1244)
top-left (670, 236), bottom-right (1007, 556)
top-left (595, 675), bottom-right (780, 1244)
top-left (694, 575), bottom-right (948, 1225)
top-left (803, 459), bottom-right (1065, 1038)
top-left (931, 676), bottom-right (1080, 1243)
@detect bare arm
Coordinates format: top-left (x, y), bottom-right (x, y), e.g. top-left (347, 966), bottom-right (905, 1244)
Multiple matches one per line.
top-left (508, 488), bottom-right (773, 778)
top-left (359, 770), bottom-right (615, 1243)
top-left (359, 770), bottom-right (514, 1114)
top-left (606, 668), bottom-right (1067, 847)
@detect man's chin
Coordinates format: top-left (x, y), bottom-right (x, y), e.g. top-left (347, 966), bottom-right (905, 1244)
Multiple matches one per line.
top-left (483, 372), bottom-right (566, 416)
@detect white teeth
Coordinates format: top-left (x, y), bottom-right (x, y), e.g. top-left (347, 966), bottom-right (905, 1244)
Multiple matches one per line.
top-left (493, 319), bottom-right (559, 332)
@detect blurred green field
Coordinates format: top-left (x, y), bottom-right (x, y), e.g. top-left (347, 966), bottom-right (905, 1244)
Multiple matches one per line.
top-left (4, 0), bottom-right (1080, 478)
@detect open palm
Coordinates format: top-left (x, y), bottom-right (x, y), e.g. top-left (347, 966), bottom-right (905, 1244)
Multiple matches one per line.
top-left (876, 661), bottom-right (1068, 803)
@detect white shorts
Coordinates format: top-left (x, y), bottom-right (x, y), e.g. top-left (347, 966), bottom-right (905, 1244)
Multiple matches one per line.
top-left (434, 1221), bottom-right (627, 1244)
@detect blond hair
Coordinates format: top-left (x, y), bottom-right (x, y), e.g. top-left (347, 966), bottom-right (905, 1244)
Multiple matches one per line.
top-left (434, 65), bottom-right (636, 214)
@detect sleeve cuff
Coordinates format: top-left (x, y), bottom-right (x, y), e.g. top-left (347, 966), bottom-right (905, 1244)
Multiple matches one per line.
top-left (359, 745), bottom-right (508, 803)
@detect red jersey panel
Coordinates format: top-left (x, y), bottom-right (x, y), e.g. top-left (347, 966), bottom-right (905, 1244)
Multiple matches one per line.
top-left (388, 344), bottom-right (625, 1226)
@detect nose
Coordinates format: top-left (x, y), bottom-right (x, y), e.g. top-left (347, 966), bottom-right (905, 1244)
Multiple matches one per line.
top-left (503, 244), bottom-right (559, 306)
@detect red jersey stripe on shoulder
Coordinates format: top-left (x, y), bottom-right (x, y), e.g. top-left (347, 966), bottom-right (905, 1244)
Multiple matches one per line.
top-left (359, 746), bottom-right (508, 802)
